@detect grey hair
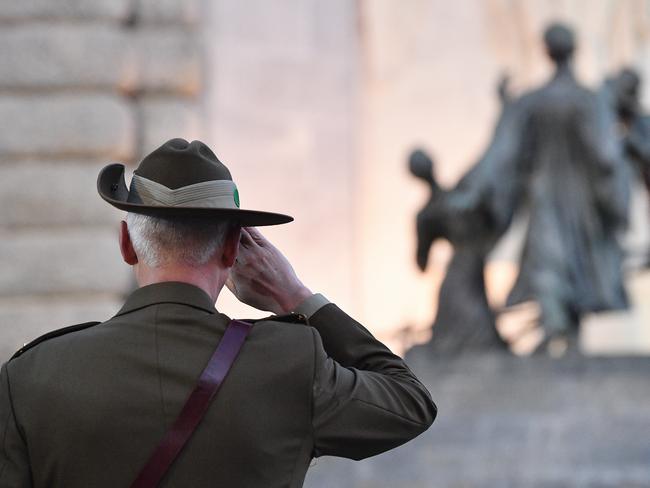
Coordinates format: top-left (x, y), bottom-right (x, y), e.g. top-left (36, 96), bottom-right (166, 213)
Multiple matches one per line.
top-left (126, 213), bottom-right (233, 268)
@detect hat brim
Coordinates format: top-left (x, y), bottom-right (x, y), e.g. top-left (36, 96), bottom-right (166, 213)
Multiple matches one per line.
top-left (97, 164), bottom-right (293, 226)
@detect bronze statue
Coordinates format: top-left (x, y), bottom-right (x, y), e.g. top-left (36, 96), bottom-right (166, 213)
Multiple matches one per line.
top-left (505, 24), bottom-right (630, 340)
top-left (610, 67), bottom-right (650, 265)
top-left (610, 68), bottom-right (650, 196)
top-left (409, 89), bottom-right (523, 353)
top-left (409, 150), bottom-right (504, 352)
top-left (411, 23), bottom-right (630, 352)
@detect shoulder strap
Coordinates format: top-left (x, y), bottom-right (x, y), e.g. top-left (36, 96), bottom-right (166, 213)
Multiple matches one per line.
top-left (11, 321), bottom-right (102, 360)
top-left (130, 319), bottom-right (252, 488)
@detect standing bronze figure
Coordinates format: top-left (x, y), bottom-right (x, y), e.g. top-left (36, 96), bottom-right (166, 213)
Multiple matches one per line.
top-left (505, 24), bottom-right (630, 340)
top-left (411, 23), bottom-right (630, 352)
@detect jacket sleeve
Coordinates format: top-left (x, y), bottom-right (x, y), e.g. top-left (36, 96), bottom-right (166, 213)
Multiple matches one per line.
top-left (308, 303), bottom-right (436, 460)
top-left (0, 363), bottom-right (32, 487)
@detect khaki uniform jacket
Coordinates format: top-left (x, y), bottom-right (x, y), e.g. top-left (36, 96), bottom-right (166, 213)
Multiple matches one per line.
top-left (0, 282), bottom-right (436, 487)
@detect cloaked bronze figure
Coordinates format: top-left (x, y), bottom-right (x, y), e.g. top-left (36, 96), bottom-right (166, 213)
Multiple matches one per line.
top-left (411, 23), bottom-right (630, 352)
top-left (506, 24), bottom-right (629, 337)
top-left (610, 67), bottom-right (650, 265)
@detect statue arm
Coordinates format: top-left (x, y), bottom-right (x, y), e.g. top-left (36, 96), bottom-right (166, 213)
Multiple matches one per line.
top-left (450, 99), bottom-right (526, 234)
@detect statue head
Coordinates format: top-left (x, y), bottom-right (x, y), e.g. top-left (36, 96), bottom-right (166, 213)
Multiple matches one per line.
top-left (408, 149), bottom-right (442, 270)
top-left (409, 149), bottom-right (436, 188)
top-left (543, 23), bottom-right (575, 64)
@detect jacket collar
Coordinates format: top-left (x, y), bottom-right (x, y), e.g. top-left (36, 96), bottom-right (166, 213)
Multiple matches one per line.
top-left (115, 281), bottom-right (217, 317)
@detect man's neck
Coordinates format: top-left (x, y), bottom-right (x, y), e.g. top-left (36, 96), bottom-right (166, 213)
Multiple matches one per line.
top-left (135, 264), bottom-right (226, 304)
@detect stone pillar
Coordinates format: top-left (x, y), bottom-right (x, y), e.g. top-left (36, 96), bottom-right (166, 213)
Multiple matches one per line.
top-left (0, 0), bottom-right (204, 359)
top-left (206, 0), bottom-right (360, 320)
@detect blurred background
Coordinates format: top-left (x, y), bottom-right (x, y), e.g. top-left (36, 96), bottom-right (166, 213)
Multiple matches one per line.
top-left (1, 0), bottom-right (650, 486)
top-left (5, 0), bottom-right (650, 357)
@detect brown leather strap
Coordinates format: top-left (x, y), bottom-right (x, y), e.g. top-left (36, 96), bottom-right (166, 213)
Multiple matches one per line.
top-left (130, 319), bottom-right (252, 488)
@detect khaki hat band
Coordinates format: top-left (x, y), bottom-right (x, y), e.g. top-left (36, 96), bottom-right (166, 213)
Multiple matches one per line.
top-left (130, 174), bottom-right (239, 209)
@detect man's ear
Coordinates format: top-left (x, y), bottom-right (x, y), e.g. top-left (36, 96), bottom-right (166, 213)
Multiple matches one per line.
top-left (221, 225), bottom-right (241, 268)
top-left (119, 220), bottom-right (139, 266)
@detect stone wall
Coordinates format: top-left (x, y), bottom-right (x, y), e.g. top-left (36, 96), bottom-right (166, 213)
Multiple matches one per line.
top-left (305, 352), bottom-right (650, 487)
top-left (0, 0), bottom-right (204, 360)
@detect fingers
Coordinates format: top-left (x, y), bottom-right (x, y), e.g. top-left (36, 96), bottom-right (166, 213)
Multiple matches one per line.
top-left (237, 229), bottom-right (262, 264)
top-left (244, 227), bottom-right (268, 246)
top-left (239, 228), bottom-right (256, 248)
top-left (239, 227), bottom-right (267, 250)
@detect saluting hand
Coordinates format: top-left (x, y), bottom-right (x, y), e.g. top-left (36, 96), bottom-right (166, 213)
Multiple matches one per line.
top-left (226, 227), bottom-right (312, 315)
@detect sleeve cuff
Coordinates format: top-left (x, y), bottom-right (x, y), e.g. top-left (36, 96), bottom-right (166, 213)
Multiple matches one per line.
top-left (293, 293), bottom-right (330, 318)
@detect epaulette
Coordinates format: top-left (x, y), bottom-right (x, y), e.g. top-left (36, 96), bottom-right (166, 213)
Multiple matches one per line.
top-left (247, 312), bottom-right (308, 325)
top-left (10, 321), bottom-right (102, 361)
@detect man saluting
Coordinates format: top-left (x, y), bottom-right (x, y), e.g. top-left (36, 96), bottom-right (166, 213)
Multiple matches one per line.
top-left (0, 138), bottom-right (436, 487)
